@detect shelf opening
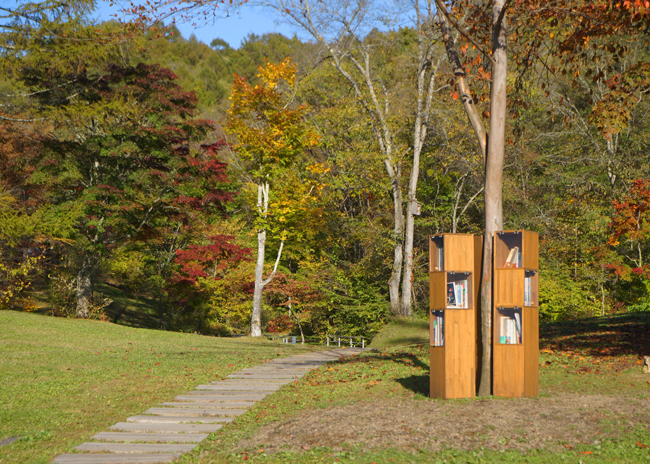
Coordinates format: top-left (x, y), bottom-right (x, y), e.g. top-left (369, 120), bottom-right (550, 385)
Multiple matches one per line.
top-left (495, 232), bottom-right (523, 269)
top-left (446, 272), bottom-right (473, 309)
top-left (430, 310), bottom-right (445, 347)
top-left (430, 235), bottom-right (444, 272)
top-left (524, 270), bottom-right (539, 307)
top-left (496, 307), bottom-right (522, 345)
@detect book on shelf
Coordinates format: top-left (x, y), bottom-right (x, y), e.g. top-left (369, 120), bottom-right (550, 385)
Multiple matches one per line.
top-left (499, 314), bottom-right (522, 344)
top-left (431, 311), bottom-right (444, 346)
top-left (514, 312), bottom-right (522, 343)
top-left (446, 282), bottom-right (456, 307)
top-left (504, 246), bottom-right (521, 268)
top-left (524, 277), bottom-right (532, 306)
top-left (438, 246), bottom-right (443, 271)
top-left (446, 280), bottom-right (469, 308)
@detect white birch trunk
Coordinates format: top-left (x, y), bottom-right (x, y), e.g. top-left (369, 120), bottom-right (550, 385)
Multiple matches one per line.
top-left (251, 226), bottom-right (267, 337)
top-left (250, 181), bottom-right (284, 337)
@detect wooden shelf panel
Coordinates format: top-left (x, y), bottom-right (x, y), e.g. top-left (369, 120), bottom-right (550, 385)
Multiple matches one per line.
top-left (495, 269), bottom-right (525, 307)
top-left (492, 230), bottom-right (539, 398)
top-left (493, 344), bottom-right (525, 397)
top-left (523, 306), bottom-right (539, 397)
top-left (429, 310), bottom-right (476, 399)
top-left (429, 234), bottom-right (475, 272)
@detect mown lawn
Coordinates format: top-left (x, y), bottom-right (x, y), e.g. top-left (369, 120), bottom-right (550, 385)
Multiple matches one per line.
top-left (0, 310), bottom-right (316, 464)
top-left (182, 313), bottom-right (650, 463)
top-left (2, 311), bottom-right (649, 464)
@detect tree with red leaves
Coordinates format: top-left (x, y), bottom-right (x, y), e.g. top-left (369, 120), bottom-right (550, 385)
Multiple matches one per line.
top-left (12, 62), bottom-right (235, 316)
top-left (174, 235), bottom-right (252, 284)
top-left (607, 179), bottom-right (650, 277)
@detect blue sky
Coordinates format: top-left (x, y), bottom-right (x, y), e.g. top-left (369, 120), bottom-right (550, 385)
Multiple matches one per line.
top-left (95, 1), bottom-right (299, 49)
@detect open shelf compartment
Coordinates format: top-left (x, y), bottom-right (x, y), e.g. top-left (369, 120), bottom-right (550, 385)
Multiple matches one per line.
top-left (430, 310), bottom-right (445, 347)
top-left (430, 235), bottom-right (444, 272)
top-left (496, 306), bottom-right (523, 345)
top-left (524, 270), bottom-right (539, 307)
top-left (430, 271), bottom-right (474, 309)
top-left (495, 230), bottom-right (538, 270)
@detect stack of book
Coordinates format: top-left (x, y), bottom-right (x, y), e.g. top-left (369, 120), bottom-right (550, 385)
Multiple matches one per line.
top-left (499, 312), bottom-right (522, 344)
top-left (524, 276), bottom-right (533, 306)
top-left (432, 311), bottom-right (444, 346)
top-left (446, 280), bottom-right (469, 308)
top-left (503, 246), bottom-right (521, 268)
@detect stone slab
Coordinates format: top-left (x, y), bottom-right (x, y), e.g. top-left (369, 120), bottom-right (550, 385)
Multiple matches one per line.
top-left (209, 381), bottom-right (292, 386)
top-left (183, 390), bottom-right (266, 401)
top-left (215, 378), bottom-right (293, 384)
top-left (53, 454), bottom-right (182, 463)
top-left (91, 432), bottom-right (208, 443)
top-left (127, 415), bottom-right (233, 424)
top-left (0, 436), bottom-right (21, 448)
top-left (109, 423), bottom-right (221, 433)
top-left (238, 366), bottom-right (314, 370)
top-left (227, 373), bottom-right (303, 379)
top-left (195, 384), bottom-right (280, 391)
top-left (144, 407), bottom-right (248, 417)
top-left (175, 394), bottom-right (266, 401)
top-left (74, 443), bottom-right (196, 453)
top-left (161, 402), bottom-right (255, 408)
top-left (143, 408), bottom-right (247, 417)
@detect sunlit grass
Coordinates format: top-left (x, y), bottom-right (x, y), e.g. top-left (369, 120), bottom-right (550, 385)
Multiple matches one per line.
top-left (0, 310), bottom-right (316, 464)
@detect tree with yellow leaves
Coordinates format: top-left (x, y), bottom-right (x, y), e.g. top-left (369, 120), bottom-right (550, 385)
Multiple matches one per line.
top-left (226, 58), bottom-right (319, 337)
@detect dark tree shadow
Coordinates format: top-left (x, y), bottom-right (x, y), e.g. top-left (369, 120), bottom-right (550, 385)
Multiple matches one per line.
top-left (395, 374), bottom-right (430, 396)
top-left (540, 312), bottom-right (650, 357)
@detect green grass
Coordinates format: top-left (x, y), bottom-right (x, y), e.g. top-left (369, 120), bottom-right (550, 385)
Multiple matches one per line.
top-left (180, 312), bottom-right (650, 463)
top-left (0, 310), bottom-right (317, 464)
top-left (2, 311), bottom-right (649, 464)
top-left (96, 282), bottom-right (161, 328)
top-left (368, 317), bottom-right (429, 349)
top-left (183, 341), bottom-right (650, 463)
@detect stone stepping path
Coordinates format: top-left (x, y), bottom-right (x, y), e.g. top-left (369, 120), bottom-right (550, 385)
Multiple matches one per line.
top-left (53, 347), bottom-right (362, 463)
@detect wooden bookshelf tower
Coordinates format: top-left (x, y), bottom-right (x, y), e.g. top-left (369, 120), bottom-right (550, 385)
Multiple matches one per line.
top-left (492, 230), bottom-right (539, 398)
top-left (429, 234), bottom-right (481, 399)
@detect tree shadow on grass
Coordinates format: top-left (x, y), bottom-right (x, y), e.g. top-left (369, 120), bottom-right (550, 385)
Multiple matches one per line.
top-left (323, 346), bottom-right (432, 396)
top-left (331, 347), bottom-right (429, 370)
top-left (540, 312), bottom-right (650, 357)
top-left (395, 374), bottom-right (430, 396)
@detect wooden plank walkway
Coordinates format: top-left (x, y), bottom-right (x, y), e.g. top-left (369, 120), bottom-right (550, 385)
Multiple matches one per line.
top-left (52, 347), bottom-right (362, 463)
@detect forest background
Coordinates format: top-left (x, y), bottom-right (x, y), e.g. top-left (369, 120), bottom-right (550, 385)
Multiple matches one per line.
top-left (2, 0), bottom-right (650, 341)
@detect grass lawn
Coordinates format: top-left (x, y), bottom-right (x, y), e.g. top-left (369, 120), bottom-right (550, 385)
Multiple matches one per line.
top-left (0, 310), bottom-right (316, 463)
top-left (182, 314), bottom-right (650, 463)
top-left (2, 311), bottom-right (649, 463)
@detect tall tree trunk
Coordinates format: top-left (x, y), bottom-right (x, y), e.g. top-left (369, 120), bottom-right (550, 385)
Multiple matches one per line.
top-left (388, 168), bottom-right (405, 316)
top-left (76, 254), bottom-right (95, 318)
top-left (251, 227), bottom-right (267, 337)
top-left (478, 0), bottom-right (508, 397)
top-left (250, 181), bottom-right (284, 337)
